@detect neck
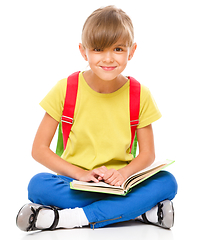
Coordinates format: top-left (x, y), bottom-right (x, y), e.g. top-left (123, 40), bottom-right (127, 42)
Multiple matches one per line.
top-left (83, 70), bottom-right (127, 94)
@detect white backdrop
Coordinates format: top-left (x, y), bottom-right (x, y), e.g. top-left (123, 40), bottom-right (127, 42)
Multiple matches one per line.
top-left (0, 0), bottom-right (200, 239)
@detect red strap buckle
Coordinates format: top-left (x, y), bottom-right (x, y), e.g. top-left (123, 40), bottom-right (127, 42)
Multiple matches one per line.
top-left (61, 115), bottom-right (74, 125)
top-left (130, 119), bottom-right (139, 127)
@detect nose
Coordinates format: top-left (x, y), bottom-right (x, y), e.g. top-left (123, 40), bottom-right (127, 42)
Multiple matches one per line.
top-left (102, 51), bottom-right (114, 63)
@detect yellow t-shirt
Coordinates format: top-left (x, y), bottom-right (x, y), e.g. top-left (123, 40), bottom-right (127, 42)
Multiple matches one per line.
top-left (40, 72), bottom-right (161, 171)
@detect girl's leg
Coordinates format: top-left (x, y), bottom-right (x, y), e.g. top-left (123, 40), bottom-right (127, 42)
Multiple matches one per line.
top-left (28, 172), bottom-right (107, 209)
top-left (83, 171), bottom-right (178, 229)
top-left (19, 172), bottom-right (107, 230)
top-left (18, 171), bottom-right (177, 231)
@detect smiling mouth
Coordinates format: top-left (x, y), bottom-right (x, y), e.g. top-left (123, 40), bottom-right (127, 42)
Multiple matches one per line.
top-left (100, 66), bottom-right (117, 71)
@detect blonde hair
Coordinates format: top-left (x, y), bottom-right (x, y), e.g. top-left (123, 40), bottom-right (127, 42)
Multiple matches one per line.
top-left (82, 6), bottom-right (134, 50)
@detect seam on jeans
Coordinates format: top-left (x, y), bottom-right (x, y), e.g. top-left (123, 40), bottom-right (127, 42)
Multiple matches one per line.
top-left (90, 216), bottom-right (122, 230)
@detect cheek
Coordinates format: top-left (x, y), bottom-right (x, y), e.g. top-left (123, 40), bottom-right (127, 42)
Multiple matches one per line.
top-left (116, 52), bottom-right (129, 64)
top-left (88, 56), bottom-right (101, 67)
top-left (118, 57), bottom-right (129, 67)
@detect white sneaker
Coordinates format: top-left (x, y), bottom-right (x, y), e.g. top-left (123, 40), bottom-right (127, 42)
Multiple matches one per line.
top-left (140, 200), bottom-right (174, 229)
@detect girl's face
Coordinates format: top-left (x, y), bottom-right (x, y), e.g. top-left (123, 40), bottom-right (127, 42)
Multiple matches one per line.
top-left (79, 40), bottom-right (137, 81)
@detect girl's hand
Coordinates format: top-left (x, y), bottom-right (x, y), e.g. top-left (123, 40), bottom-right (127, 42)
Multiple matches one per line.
top-left (103, 168), bottom-right (126, 186)
top-left (78, 166), bottom-right (108, 183)
top-left (78, 166), bottom-right (126, 186)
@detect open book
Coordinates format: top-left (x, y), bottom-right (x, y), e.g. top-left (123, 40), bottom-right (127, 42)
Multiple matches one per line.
top-left (70, 159), bottom-right (174, 196)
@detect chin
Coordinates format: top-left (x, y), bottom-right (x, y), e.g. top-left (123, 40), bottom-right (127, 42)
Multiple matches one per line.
top-left (95, 70), bottom-right (122, 81)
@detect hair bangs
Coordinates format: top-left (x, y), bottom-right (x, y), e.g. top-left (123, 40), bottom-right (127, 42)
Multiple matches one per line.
top-left (82, 6), bottom-right (134, 50)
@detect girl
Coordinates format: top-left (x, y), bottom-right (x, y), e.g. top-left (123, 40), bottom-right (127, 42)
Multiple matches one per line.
top-left (16, 5), bottom-right (177, 231)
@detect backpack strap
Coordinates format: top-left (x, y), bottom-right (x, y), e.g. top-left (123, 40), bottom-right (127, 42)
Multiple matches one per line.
top-left (56, 71), bottom-right (80, 156)
top-left (62, 71), bottom-right (80, 149)
top-left (128, 76), bottom-right (141, 155)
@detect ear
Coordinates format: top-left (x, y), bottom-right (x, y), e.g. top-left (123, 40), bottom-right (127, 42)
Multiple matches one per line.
top-left (79, 43), bottom-right (88, 61)
top-left (128, 43), bottom-right (137, 61)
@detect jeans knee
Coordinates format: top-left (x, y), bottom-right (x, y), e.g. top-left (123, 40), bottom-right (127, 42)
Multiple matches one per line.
top-left (158, 171), bottom-right (178, 200)
top-left (28, 172), bottom-right (51, 203)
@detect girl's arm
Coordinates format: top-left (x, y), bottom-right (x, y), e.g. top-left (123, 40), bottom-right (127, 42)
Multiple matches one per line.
top-left (95, 124), bottom-right (156, 186)
top-left (118, 124), bottom-right (155, 179)
top-left (32, 112), bottom-right (104, 182)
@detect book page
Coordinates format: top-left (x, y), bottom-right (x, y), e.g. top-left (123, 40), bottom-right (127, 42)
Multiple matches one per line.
top-left (123, 165), bottom-right (166, 189)
top-left (71, 183), bottom-right (125, 195)
top-left (122, 159), bottom-right (174, 189)
top-left (71, 180), bottom-right (123, 189)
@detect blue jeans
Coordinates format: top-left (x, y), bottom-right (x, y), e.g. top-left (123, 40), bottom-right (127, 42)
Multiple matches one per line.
top-left (28, 171), bottom-right (177, 229)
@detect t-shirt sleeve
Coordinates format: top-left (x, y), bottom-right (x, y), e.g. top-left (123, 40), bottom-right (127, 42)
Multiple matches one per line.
top-left (137, 85), bottom-right (162, 128)
top-left (39, 78), bottom-right (67, 122)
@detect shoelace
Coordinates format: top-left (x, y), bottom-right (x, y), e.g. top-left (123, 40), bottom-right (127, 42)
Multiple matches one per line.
top-left (157, 202), bottom-right (164, 224)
